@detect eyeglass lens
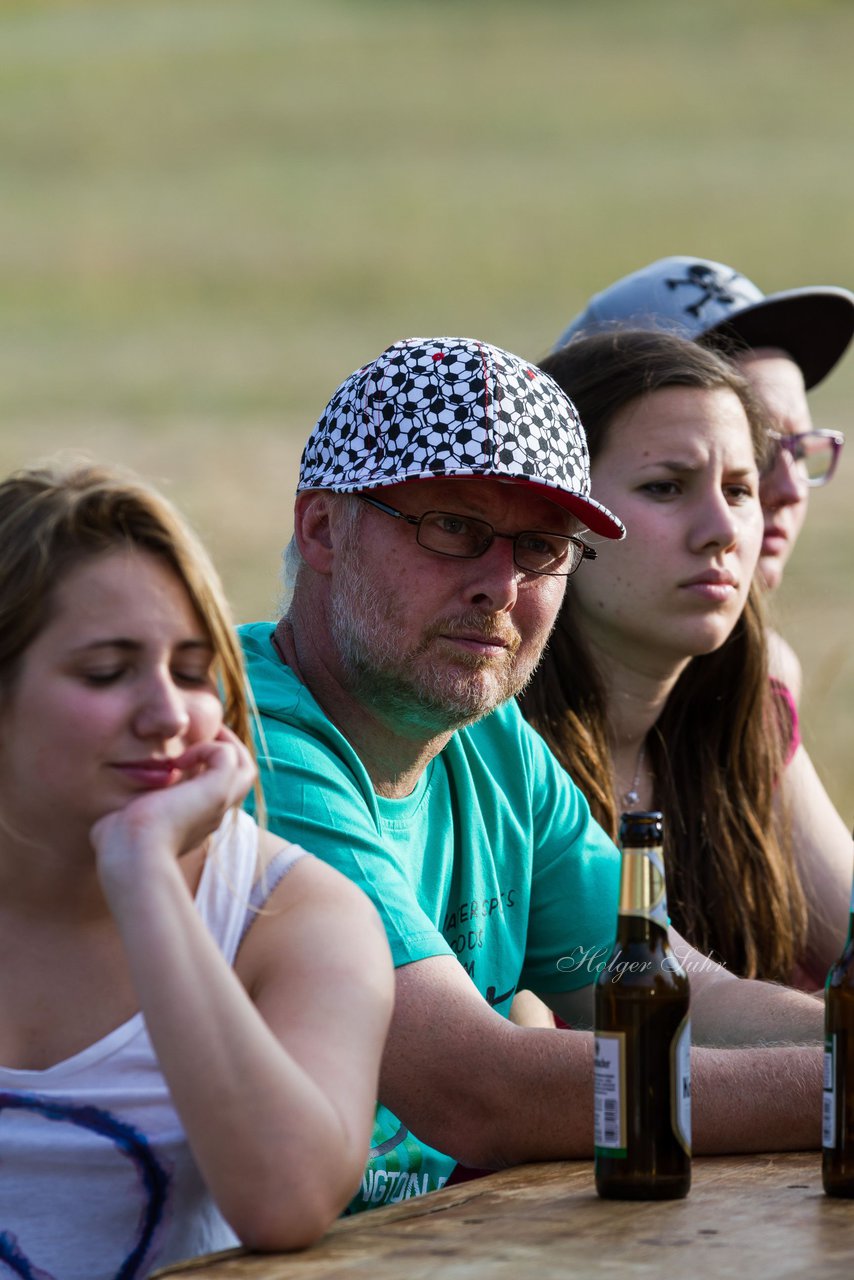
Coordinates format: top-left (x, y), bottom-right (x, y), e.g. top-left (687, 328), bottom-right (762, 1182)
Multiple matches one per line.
top-left (768, 432), bottom-right (842, 486)
top-left (415, 511), bottom-right (582, 576)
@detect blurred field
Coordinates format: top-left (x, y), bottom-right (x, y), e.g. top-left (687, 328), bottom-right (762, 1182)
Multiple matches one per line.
top-left (1, 0), bottom-right (852, 815)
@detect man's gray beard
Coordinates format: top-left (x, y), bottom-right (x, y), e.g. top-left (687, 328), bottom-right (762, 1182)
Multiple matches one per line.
top-left (329, 569), bottom-right (541, 735)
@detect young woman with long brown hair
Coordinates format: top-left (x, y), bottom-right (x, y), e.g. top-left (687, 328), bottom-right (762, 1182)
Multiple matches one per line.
top-left (520, 330), bottom-right (851, 988)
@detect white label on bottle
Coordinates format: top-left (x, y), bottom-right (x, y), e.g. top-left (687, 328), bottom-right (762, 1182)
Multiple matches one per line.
top-left (823, 1038), bottom-right (836, 1150)
top-left (671, 1015), bottom-right (692, 1155)
top-left (594, 1031), bottom-right (626, 1155)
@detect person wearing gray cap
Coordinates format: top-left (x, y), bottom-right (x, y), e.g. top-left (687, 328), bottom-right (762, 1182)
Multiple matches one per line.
top-left (554, 255), bottom-right (853, 700)
top-left (240, 336), bottom-right (824, 1215)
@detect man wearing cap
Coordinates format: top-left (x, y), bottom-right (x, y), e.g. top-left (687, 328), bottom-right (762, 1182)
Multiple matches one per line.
top-left (241, 336), bottom-right (824, 1215)
top-left (553, 255), bottom-right (854, 699)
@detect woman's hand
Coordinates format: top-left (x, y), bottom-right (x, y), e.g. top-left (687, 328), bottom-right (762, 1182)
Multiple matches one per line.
top-left (90, 726), bottom-right (257, 903)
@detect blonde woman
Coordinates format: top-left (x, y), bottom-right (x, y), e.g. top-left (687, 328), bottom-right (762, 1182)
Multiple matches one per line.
top-left (0, 461), bottom-right (392, 1278)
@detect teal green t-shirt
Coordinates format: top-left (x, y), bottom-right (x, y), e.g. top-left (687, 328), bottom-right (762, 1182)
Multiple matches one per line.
top-left (240, 621), bottom-right (619, 1212)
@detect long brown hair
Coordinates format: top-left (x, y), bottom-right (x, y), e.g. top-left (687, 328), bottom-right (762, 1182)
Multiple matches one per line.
top-left (521, 330), bottom-right (806, 981)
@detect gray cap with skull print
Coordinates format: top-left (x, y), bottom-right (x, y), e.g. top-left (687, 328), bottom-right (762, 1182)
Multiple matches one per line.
top-left (553, 256), bottom-right (854, 391)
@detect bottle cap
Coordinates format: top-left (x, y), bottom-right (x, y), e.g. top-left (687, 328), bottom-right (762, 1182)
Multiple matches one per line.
top-left (619, 810), bottom-right (663, 846)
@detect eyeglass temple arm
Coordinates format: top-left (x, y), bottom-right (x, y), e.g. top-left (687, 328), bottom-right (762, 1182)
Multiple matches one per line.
top-left (357, 494), bottom-right (418, 524)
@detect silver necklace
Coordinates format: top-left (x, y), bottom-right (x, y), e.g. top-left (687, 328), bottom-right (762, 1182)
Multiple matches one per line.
top-left (621, 740), bottom-right (646, 810)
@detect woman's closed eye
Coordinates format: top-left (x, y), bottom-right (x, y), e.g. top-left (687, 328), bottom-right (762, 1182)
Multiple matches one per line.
top-left (81, 667), bottom-right (126, 686)
top-left (171, 665), bottom-right (216, 688)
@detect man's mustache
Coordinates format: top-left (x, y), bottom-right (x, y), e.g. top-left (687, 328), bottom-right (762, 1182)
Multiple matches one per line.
top-left (426, 612), bottom-right (521, 656)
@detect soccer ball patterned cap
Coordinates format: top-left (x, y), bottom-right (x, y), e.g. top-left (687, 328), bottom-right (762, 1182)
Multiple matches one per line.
top-left (553, 256), bottom-right (854, 390)
top-left (299, 336), bottom-right (626, 539)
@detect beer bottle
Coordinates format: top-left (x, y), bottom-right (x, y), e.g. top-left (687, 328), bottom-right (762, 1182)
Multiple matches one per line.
top-left (594, 810), bottom-right (691, 1200)
top-left (822, 840), bottom-right (854, 1196)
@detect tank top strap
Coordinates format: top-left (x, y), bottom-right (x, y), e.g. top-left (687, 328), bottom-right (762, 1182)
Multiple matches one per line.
top-left (238, 841), bottom-right (310, 949)
top-left (194, 808), bottom-right (262, 965)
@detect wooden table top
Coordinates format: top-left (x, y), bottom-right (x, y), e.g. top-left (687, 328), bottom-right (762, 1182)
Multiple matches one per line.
top-left (153, 1152), bottom-right (854, 1280)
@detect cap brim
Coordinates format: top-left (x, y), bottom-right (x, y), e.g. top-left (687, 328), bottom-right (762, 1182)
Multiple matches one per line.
top-left (509, 477), bottom-right (626, 540)
top-left (702, 287), bottom-right (854, 390)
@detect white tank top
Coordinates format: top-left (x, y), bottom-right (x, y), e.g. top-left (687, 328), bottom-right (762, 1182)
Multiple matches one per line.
top-left (0, 810), bottom-right (306, 1280)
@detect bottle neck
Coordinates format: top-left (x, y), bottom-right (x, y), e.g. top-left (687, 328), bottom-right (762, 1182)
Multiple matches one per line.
top-left (617, 843), bottom-right (669, 935)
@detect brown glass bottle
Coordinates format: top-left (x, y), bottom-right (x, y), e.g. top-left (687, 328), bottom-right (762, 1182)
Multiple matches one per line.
top-left (594, 811), bottom-right (691, 1200)
top-left (822, 849), bottom-right (854, 1195)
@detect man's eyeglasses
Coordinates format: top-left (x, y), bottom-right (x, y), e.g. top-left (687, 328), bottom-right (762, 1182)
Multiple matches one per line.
top-left (357, 495), bottom-right (597, 577)
top-left (764, 429), bottom-right (844, 487)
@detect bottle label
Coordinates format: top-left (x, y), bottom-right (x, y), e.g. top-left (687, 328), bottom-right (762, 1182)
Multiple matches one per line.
top-left (671, 1015), bottom-right (692, 1155)
top-left (594, 1031), bottom-right (626, 1156)
top-left (823, 1036), bottom-right (836, 1150)
top-left (618, 846), bottom-right (669, 930)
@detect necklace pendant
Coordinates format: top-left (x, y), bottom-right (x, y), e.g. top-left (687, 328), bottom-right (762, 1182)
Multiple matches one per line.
top-left (623, 788), bottom-right (641, 808)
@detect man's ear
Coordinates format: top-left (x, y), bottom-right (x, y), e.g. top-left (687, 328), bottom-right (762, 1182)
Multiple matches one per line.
top-left (293, 490), bottom-right (338, 575)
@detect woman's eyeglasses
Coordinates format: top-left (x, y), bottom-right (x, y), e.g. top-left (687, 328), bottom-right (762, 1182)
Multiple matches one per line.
top-left (763, 429), bottom-right (844, 487)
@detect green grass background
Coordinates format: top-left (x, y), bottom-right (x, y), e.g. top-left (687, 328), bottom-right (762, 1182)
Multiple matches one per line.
top-left (2, 0), bottom-right (852, 816)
